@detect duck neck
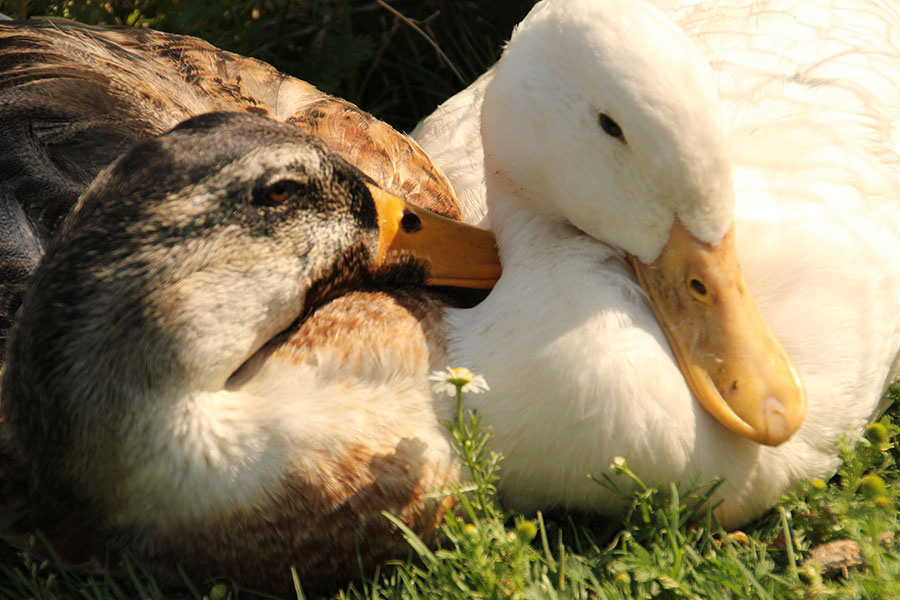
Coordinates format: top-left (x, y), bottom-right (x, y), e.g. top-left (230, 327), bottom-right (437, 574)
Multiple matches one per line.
top-left (485, 174), bottom-right (615, 268)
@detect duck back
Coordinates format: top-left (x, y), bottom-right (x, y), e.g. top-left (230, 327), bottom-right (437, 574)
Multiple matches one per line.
top-left (0, 21), bottom-right (461, 356)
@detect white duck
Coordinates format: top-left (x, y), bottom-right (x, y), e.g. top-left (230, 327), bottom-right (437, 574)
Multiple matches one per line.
top-left (414, 0), bottom-right (900, 527)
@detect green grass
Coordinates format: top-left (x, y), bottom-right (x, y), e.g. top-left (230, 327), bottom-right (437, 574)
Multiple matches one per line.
top-left (335, 387), bottom-right (900, 600)
top-left (1, 386), bottom-right (898, 600)
top-left (1, 2), bottom-right (899, 598)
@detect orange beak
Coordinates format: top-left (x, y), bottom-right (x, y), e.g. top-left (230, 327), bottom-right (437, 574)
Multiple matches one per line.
top-left (629, 220), bottom-right (807, 446)
top-left (369, 183), bottom-right (501, 289)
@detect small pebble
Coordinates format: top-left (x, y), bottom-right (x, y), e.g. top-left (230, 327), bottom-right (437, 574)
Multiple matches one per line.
top-left (803, 540), bottom-right (864, 578)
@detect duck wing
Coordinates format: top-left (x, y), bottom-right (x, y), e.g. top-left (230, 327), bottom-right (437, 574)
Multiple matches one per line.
top-left (412, 70), bottom-right (493, 226)
top-left (0, 20), bottom-right (460, 215)
top-left (0, 20), bottom-right (462, 355)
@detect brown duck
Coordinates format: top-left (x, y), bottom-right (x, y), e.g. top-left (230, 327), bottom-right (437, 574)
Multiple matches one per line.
top-left (0, 19), bottom-right (500, 597)
top-left (1, 110), bottom-right (499, 594)
top-left (0, 19), bottom-right (463, 356)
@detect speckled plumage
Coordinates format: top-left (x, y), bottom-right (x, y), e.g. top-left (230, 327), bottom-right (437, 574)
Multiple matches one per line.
top-left (0, 112), bottom-right (466, 595)
top-left (0, 20), bottom-right (459, 357)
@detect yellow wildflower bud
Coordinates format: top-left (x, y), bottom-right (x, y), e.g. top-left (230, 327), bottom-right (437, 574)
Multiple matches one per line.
top-left (208, 583), bottom-right (229, 600)
top-left (516, 520), bottom-right (537, 543)
top-left (860, 474), bottom-right (888, 498)
top-left (865, 423), bottom-right (890, 446)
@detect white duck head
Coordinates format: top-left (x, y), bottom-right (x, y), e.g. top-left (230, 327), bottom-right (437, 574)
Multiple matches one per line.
top-left (480, 0), bottom-right (806, 446)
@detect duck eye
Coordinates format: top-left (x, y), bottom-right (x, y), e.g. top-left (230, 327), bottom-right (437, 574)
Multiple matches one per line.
top-left (255, 180), bottom-right (298, 206)
top-left (598, 113), bottom-right (625, 142)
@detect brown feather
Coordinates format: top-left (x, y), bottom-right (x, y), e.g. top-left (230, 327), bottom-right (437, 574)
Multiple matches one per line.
top-left (0, 20), bottom-right (469, 595)
top-left (0, 20), bottom-right (462, 359)
top-left (0, 20), bottom-right (460, 216)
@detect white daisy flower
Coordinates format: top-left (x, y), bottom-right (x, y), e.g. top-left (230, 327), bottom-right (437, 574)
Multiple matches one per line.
top-left (429, 366), bottom-right (490, 396)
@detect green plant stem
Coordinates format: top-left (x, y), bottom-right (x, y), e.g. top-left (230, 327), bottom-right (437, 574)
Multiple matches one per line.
top-left (454, 387), bottom-right (492, 518)
top-left (375, 0), bottom-right (466, 85)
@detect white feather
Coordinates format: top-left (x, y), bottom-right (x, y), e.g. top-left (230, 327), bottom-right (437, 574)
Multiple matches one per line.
top-left (415, 0), bottom-right (900, 527)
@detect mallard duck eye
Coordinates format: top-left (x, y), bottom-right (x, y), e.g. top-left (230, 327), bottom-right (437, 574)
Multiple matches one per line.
top-left (598, 112), bottom-right (625, 142)
top-left (269, 181), bottom-right (291, 204)
top-left (253, 180), bottom-right (301, 206)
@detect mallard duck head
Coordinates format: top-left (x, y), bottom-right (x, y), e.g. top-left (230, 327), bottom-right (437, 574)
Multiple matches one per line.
top-left (2, 111), bottom-right (499, 501)
top-left (481, 0), bottom-right (806, 445)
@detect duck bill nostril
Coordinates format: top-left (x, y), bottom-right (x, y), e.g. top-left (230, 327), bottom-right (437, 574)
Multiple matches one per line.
top-left (368, 183), bottom-right (502, 290)
top-left (628, 219), bottom-right (807, 446)
top-left (400, 211), bottom-right (422, 233)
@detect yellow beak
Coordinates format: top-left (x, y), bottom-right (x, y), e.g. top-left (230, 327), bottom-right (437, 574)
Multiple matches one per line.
top-left (368, 183), bottom-right (501, 289)
top-left (629, 220), bottom-right (807, 446)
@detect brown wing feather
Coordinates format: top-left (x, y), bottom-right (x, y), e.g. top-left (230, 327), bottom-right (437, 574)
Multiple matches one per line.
top-left (287, 96), bottom-right (461, 219)
top-left (0, 20), bottom-right (461, 359)
top-left (116, 25), bottom-right (462, 217)
top-left (2, 21), bottom-right (460, 217)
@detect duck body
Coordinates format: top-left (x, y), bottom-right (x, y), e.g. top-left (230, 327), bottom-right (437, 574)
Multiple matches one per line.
top-left (415, 0), bottom-right (900, 526)
top-left (0, 23), bottom-right (510, 590)
top-left (0, 111), bottom-right (502, 594)
top-left (0, 20), bottom-right (459, 356)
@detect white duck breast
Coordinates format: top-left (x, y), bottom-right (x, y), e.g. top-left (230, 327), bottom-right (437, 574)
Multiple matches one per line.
top-left (414, 0), bottom-right (900, 526)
